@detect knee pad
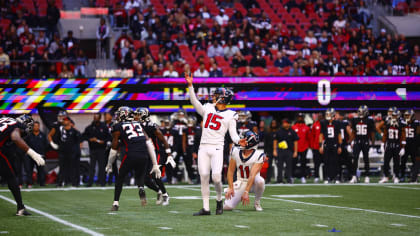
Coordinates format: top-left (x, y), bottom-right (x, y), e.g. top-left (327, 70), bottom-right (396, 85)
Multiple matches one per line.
top-left (211, 174), bottom-right (222, 184)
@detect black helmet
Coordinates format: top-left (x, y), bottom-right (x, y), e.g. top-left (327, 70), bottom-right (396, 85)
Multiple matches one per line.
top-left (357, 105), bottom-right (369, 118)
top-left (387, 106), bottom-right (397, 117)
top-left (212, 87), bottom-right (234, 104)
top-left (135, 107), bottom-right (150, 122)
top-left (243, 131), bottom-right (259, 150)
top-left (57, 110), bottom-right (68, 122)
top-left (325, 108), bottom-right (336, 121)
top-left (16, 114), bottom-right (34, 135)
top-left (404, 109), bottom-right (414, 123)
top-left (187, 116), bottom-right (197, 127)
top-left (116, 106), bottom-right (133, 122)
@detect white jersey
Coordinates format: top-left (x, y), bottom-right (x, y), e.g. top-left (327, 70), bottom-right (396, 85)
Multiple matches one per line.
top-left (188, 86), bottom-right (240, 146)
top-left (230, 147), bottom-right (265, 181)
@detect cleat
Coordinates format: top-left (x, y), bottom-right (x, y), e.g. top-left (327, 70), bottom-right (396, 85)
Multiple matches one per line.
top-left (349, 176), bottom-right (357, 184)
top-left (110, 205), bottom-right (119, 211)
top-left (364, 177), bottom-right (370, 183)
top-left (16, 208), bottom-right (31, 216)
top-left (314, 178), bottom-right (319, 183)
top-left (193, 208), bottom-right (211, 216)
top-left (335, 180), bottom-right (340, 184)
top-left (379, 177), bottom-right (389, 183)
top-left (139, 188), bottom-right (147, 206)
top-left (156, 191), bottom-right (163, 205)
top-left (393, 177), bottom-right (399, 184)
top-left (301, 177), bottom-right (306, 184)
top-left (162, 193), bottom-right (169, 206)
top-left (324, 180), bottom-right (329, 184)
top-left (254, 201), bottom-right (263, 211)
top-left (216, 200), bottom-right (223, 215)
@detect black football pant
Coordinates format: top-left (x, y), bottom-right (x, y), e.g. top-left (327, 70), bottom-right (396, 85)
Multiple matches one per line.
top-left (276, 149), bottom-right (292, 183)
top-left (325, 146), bottom-right (338, 181)
top-left (352, 141), bottom-right (370, 176)
top-left (383, 146), bottom-right (400, 178)
top-left (400, 144), bottom-right (417, 181)
top-left (114, 154), bottom-right (148, 201)
top-left (57, 151), bottom-right (73, 186)
top-left (312, 149), bottom-right (324, 178)
top-left (88, 149), bottom-right (106, 186)
top-left (24, 155), bottom-right (46, 186)
top-left (184, 149), bottom-right (195, 181)
top-left (265, 154), bottom-right (274, 183)
top-left (338, 146), bottom-right (352, 181)
top-left (292, 150), bottom-right (308, 178)
top-left (0, 150), bottom-right (24, 210)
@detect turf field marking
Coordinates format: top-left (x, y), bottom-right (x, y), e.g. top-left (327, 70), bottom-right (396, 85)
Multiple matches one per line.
top-left (271, 194), bottom-right (341, 198)
top-left (169, 211), bottom-right (179, 214)
top-left (312, 224), bottom-right (328, 228)
top-left (390, 223), bottom-right (406, 227)
top-left (293, 209), bottom-right (304, 211)
top-left (234, 225), bottom-right (250, 229)
top-left (385, 186), bottom-right (420, 190)
top-left (158, 227), bottom-right (173, 230)
top-left (176, 186), bottom-right (420, 219)
top-left (107, 212), bottom-right (117, 215)
top-left (0, 231), bottom-right (9, 234)
top-left (0, 195), bottom-right (103, 236)
top-left (416, 208), bottom-right (420, 210)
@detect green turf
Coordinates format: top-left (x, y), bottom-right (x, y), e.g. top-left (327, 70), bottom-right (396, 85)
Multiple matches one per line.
top-left (1, 184), bottom-right (420, 235)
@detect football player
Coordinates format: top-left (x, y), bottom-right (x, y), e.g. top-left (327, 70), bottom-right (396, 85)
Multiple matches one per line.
top-left (224, 131), bottom-right (265, 212)
top-left (106, 107), bottom-right (161, 211)
top-left (185, 116), bottom-right (198, 183)
top-left (379, 109), bottom-right (406, 183)
top-left (319, 108), bottom-right (342, 184)
top-left (336, 112), bottom-right (352, 183)
top-left (237, 110), bottom-right (258, 136)
top-left (159, 117), bottom-right (181, 184)
top-left (47, 110), bottom-right (71, 150)
top-left (0, 114), bottom-right (45, 215)
top-left (134, 107), bottom-right (174, 205)
top-left (400, 109), bottom-right (419, 182)
top-left (170, 109), bottom-right (188, 183)
top-left (348, 105), bottom-right (375, 183)
top-left (186, 73), bottom-right (246, 216)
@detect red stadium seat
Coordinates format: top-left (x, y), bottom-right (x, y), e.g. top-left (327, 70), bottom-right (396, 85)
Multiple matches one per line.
top-left (253, 67), bottom-right (266, 76)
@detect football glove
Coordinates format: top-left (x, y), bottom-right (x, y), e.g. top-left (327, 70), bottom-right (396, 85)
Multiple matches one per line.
top-left (105, 164), bottom-right (113, 174)
top-left (399, 148), bottom-right (405, 157)
top-left (150, 165), bottom-right (161, 178)
top-left (166, 155), bottom-right (176, 168)
top-left (27, 149), bottom-right (45, 166)
top-left (50, 141), bottom-right (59, 150)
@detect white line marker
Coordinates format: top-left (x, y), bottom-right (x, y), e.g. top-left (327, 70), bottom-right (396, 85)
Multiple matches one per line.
top-left (293, 209), bottom-right (304, 211)
top-left (158, 227), bottom-right (172, 230)
top-left (272, 194), bottom-right (341, 198)
top-left (415, 208), bottom-right (420, 210)
top-left (232, 209), bottom-right (242, 213)
top-left (312, 224), bottom-right (328, 228)
top-left (390, 223), bottom-right (406, 227)
top-left (0, 195), bottom-right (103, 236)
top-left (176, 186), bottom-right (420, 219)
top-left (0, 231), bottom-right (9, 234)
top-left (385, 186), bottom-right (420, 190)
top-left (107, 212), bottom-right (117, 215)
top-left (169, 211), bottom-right (179, 214)
top-left (234, 225), bottom-right (250, 229)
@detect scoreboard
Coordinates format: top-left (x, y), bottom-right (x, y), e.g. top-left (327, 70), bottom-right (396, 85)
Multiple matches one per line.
top-left (0, 76), bottom-right (418, 114)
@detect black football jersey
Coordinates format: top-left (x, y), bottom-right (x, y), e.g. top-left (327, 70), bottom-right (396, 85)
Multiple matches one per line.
top-left (404, 120), bottom-right (419, 144)
top-left (339, 119), bottom-right (350, 143)
top-left (321, 120), bottom-right (340, 146)
top-left (237, 120), bottom-right (257, 137)
top-left (172, 121), bottom-right (187, 152)
top-left (385, 123), bottom-right (402, 145)
top-left (0, 117), bottom-right (24, 148)
top-left (160, 127), bottom-right (178, 149)
top-left (142, 121), bottom-right (160, 148)
top-left (186, 126), bottom-right (198, 149)
top-left (351, 117), bottom-right (374, 141)
top-left (113, 120), bottom-right (147, 153)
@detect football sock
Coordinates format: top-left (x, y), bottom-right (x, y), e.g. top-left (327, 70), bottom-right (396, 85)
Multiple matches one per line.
top-left (212, 174), bottom-right (222, 201)
top-left (200, 174), bottom-right (210, 211)
top-left (144, 176), bottom-right (159, 192)
top-left (114, 177), bottom-right (124, 201)
top-left (113, 201), bottom-right (119, 206)
top-left (254, 178), bottom-right (265, 202)
top-left (8, 178), bottom-right (24, 210)
top-left (155, 177), bottom-right (167, 194)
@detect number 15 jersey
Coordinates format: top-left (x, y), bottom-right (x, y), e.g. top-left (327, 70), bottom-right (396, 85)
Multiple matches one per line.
top-left (112, 121), bottom-right (147, 153)
top-left (200, 103), bottom-right (239, 146)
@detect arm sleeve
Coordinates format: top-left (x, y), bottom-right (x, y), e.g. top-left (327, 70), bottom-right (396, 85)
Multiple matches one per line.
top-left (188, 85), bottom-right (205, 117)
top-left (228, 114), bottom-right (240, 145)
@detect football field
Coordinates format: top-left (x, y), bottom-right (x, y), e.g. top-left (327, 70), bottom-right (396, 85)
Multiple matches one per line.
top-left (1, 183), bottom-right (420, 235)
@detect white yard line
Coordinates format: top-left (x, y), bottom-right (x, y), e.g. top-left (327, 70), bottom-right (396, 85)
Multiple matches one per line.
top-left (0, 195), bottom-right (103, 236)
top-left (0, 183), bottom-right (419, 192)
top-left (176, 186), bottom-right (420, 220)
top-left (384, 186), bottom-right (420, 190)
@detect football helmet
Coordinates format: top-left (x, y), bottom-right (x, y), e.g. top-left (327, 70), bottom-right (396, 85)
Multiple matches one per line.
top-left (390, 109), bottom-right (399, 127)
top-left (115, 106), bottom-right (133, 122)
top-left (242, 131), bottom-right (259, 150)
top-left (16, 114), bottom-right (34, 135)
top-left (404, 109), bottom-right (414, 123)
top-left (387, 106), bottom-right (397, 117)
top-left (161, 117), bottom-right (172, 129)
top-left (135, 107), bottom-right (150, 122)
top-left (357, 105), bottom-right (369, 118)
top-left (238, 110), bottom-right (252, 123)
top-left (187, 116), bottom-right (197, 127)
top-left (211, 87), bottom-right (234, 104)
top-left (325, 108), bottom-right (336, 121)
top-left (57, 110), bottom-right (68, 122)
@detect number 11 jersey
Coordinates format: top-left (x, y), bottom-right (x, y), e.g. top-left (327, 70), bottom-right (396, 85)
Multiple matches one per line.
top-left (230, 146), bottom-right (265, 181)
top-left (200, 103), bottom-right (238, 146)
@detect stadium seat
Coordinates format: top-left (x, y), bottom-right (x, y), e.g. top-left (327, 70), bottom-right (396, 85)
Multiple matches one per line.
top-left (253, 67), bottom-right (266, 76)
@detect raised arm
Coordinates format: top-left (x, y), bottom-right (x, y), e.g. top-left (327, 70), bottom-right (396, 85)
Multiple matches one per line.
top-left (185, 73), bottom-right (205, 116)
